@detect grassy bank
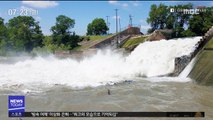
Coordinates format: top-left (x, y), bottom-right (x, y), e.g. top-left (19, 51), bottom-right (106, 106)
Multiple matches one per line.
top-left (74, 35), bottom-right (114, 51)
top-left (121, 36), bottom-right (147, 48)
top-left (84, 35), bottom-right (113, 41)
top-left (205, 37), bottom-right (213, 48)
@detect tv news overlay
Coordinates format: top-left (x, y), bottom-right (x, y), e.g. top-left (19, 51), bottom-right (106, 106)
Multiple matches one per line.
top-left (1, 0), bottom-right (212, 119)
top-left (8, 111), bottom-right (205, 117)
top-left (7, 95), bottom-right (205, 118)
top-left (22, 112), bottom-right (204, 117)
top-left (8, 95), bottom-right (25, 117)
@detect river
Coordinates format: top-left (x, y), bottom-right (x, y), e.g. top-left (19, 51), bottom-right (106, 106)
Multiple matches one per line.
top-left (0, 37), bottom-right (212, 119)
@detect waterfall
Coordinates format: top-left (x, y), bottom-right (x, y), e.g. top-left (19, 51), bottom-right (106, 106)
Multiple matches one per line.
top-left (0, 37), bottom-right (201, 91)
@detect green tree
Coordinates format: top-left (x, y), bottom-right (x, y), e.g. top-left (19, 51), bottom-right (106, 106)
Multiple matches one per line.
top-left (173, 4), bottom-right (193, 37)
top-left (7, 16), bottom-right (43, 52)
top-left (87, 23), bottom-right (93, 35)
top-left (51, 15), bottom-right (79, 49)
top-left (166, 6), bottom-right (176, 29)
top-left (0, 18), bottom-right (7, 39)
top-left (157, 4), bottom-right (168, 29)
top-left (147, 4), bottom-right (169, 31)
top-left (147, 4), bottom-right (158, 31)
top-left (187, 6), bottom-right (213, 36)
top-left (87, 18), bottom-right (109, 35)
top-left (147, 4), bottom-right (193, 37)
top-left (0, 17), bottom-right (8, 55)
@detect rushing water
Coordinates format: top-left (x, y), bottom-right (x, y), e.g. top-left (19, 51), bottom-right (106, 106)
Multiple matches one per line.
top-left (0, 37), bottom-right (212, 119)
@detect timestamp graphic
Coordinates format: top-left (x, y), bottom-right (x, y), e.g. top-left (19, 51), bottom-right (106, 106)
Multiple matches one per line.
top-left (7, 8), bottom-right (38, 16)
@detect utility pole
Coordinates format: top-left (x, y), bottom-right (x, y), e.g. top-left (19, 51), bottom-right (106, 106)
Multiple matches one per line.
top-left (129, 14), bottom-right (133, 27)
top-left (119, 17), bottom-right (121, 32)
top-left (115, 9), bottom-right (118, 47)
top-left (106, 16), bottom-right (110, 35)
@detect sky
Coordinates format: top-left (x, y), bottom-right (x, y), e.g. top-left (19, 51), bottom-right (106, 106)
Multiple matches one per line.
top-left (0, 1), bottom-right (213, 36)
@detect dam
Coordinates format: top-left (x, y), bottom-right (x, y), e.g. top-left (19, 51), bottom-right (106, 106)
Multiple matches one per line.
top-left (0, 28), bottom-right (213, 119)
top-left (0, 37), bottom-right (202, 88)
top-left (188, 26), bottom-right (213, 85)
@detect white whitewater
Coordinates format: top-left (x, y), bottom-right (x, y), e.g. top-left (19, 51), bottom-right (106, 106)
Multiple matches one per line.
top-left (126, 37), bottom-right (201, 77)
top-left (178, 57), bottom-right (196, 78)
top-left (0, 37), bottom-right (201, 90)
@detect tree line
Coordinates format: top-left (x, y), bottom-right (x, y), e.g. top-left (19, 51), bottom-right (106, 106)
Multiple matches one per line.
top-left (1, 3), bottom-right (212, 56)
top-left (0, 15), bottom-right (108, 56)
top-left (147, 3), bottom-right (213, 38)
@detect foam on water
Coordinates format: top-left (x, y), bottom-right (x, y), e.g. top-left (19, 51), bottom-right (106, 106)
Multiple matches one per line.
top-left (0, 37), bottom-right (201, 91)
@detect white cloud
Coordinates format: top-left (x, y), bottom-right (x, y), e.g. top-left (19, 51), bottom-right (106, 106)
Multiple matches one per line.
top-left (122, 3), bottom-right (128, 8)
top-left (108, 1), bottom-right (118, 4)
top-left (20, 6), bottom-right (35, 11)
top-left (140, 25), bottom-right (151, 30)
top-left (109, 1), bottom-right (129, 8)
top-left (22, 1), bottom-right (58, 8)
top-left (109, 1), bottom-right (141, 8)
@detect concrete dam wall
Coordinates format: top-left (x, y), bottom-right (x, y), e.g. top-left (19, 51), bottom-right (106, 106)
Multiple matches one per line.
top-left (188, 26), bottom-right (213, 85)
top-left (173, 26), bottom-right (213, 85)
top-left (173, 26), bottom-right (213, 77)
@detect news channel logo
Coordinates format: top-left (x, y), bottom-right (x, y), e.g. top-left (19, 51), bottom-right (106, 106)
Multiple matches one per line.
top-left (170, 6), bottom-right (208, 15)
top-left (8, 96), bottom-right (25, 117)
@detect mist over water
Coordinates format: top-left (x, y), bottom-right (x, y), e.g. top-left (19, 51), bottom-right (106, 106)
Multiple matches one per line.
top-left (0, 37), bottom-right (201, 92)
